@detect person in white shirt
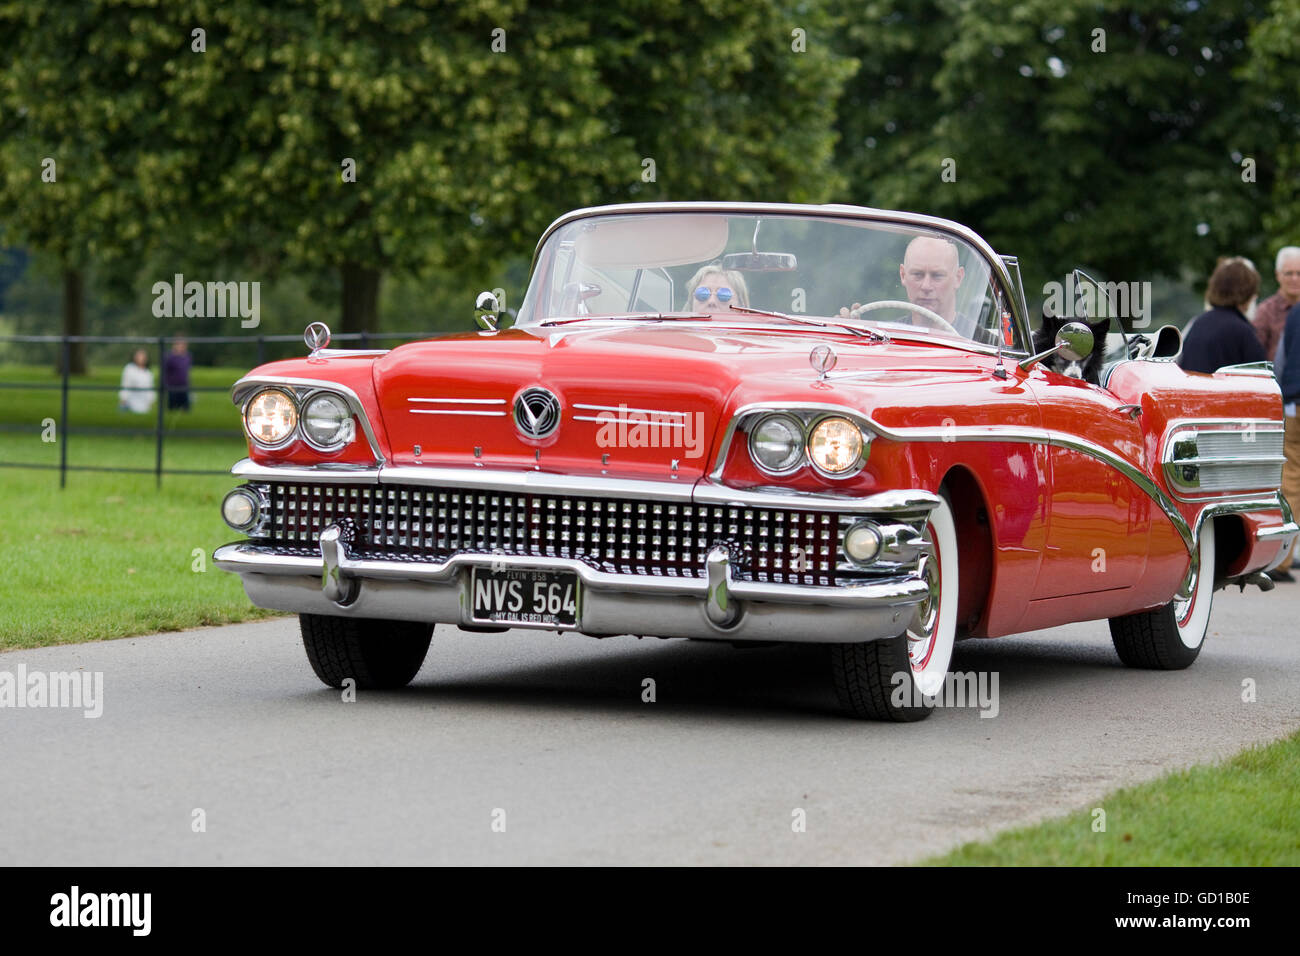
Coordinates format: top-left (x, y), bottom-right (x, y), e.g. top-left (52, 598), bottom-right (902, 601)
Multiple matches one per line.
top-left (118, 349), bottom-right (155, 414)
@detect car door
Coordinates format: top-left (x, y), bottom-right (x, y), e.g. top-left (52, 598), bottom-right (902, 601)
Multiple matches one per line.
top-left (1024, 362), bottom-right (1153, 612)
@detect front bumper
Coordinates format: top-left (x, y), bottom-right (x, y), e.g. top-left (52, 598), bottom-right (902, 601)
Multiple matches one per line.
top-left (215, 464), bottom-right (942, 643)
top-left (213, 539), bottom-right (932, 644)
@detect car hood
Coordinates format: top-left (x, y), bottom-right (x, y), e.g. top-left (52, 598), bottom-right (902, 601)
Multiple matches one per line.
top-left (371, 323), bottom-right (991, 480)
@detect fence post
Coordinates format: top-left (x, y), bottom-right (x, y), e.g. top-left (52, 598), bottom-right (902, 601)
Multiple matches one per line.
top-left (59, 336), bottom-right (70, 489)
top-left (155, 335), bottom-right (166, 488)
top-left (360, 331), bottom-right (369, 350)
top-left (257, 335), bottom-right (265, 366)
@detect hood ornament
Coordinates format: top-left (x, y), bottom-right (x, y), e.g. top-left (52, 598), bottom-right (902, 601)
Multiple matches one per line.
top-left (810, 344), bottom-right (837, 381)
top-left (304, 322), bottom-right (331, 356)
top-left (514, 387), bottom-right (561, 439)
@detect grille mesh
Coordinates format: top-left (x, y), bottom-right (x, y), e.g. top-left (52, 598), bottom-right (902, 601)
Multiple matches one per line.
top-left (260, 481), bottom-right (838, 585)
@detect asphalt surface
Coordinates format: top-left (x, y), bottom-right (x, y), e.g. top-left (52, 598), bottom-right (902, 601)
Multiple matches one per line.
top-left (2, 584), bottom-right (1297, 865)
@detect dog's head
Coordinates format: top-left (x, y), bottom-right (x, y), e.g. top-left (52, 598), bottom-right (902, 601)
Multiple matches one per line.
top-left (1033, 308), bottom-right (1110, 382)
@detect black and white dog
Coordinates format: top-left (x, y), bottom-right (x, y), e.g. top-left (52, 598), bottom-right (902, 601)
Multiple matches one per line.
top-left (1031, 308), bottom-right (1111, 385)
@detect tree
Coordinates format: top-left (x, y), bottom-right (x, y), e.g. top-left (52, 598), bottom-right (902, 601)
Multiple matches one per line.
top-left (1242, 0), bottom-right (1300, 250)
top-left (0, 4), bottom-right (185, 372)
top-left (834, 0), bottom-right (1281, 314)
top-left (159, 0), bottom-right (853, 331)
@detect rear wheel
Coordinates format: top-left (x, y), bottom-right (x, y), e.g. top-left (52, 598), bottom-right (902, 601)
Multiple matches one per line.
top-left (830, 493), bottom-right (959, 721)
top-left (300, 614), bottom-right (433, 689)
top-left (1109, 520), bottom-right (1214, 670)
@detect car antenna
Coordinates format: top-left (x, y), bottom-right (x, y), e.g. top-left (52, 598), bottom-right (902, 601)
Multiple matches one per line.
top-left (992, 299), bottom-right (1008, 379)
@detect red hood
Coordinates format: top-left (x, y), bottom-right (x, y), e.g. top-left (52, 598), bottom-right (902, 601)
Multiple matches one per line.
top-left (371, 323), bottom-right (992, 481)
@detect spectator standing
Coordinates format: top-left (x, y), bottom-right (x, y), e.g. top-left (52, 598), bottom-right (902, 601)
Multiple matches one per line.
top-left (1179, 257), bottom-right (1267, 374)
top-left (163, 337), bottom-right (193, 411)
top-left (1252, 246), bottom-right (1300, 361)
top-left (118, 349), bottom-right (155, 414)
top-left (1268, 303), bottom-right (1300, 582)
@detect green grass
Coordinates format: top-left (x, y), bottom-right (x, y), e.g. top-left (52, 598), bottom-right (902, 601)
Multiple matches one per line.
top-left (0, 362), bottom-right (247, 436)
top-left (923, 729), bottom-right (1300, 865)
top-left (0, 363), bottom-right (283, 648)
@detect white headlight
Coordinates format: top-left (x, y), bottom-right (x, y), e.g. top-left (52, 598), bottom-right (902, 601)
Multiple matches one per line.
top-left (808, 417), bottom-right (864, 476)
top-left (302, 393), bottom-right (354, 448)
top-left (244, 388), bottom-right (298, 446)
top-left (749, 414), bottom-right (805, 474)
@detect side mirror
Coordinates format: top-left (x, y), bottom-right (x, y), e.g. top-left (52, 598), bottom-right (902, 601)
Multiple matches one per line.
top-left (1055, 322), bottom-right (1094, 361)
top-left (475, 291), bottom-right (502, 331)
top-left (1020, 320), bottom-right (1094, 372)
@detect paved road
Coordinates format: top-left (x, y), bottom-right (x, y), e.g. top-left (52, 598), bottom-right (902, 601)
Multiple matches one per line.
top-left (2, 585), bottom-right (1297, 865)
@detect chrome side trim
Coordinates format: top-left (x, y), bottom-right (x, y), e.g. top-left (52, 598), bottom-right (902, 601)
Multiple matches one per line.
top-left (232, 375), bottom-right (386, 465)
top-left (407, 398), bottom-right (506, 404)
top-left (572, 416), bottom-right (687, 427)
top-left (408, 409), bottom-right (508, 416)
top-left (572, 403), bottom-right (688, 417)
top-left (1217, 362), bottom-right (1276, 377)
top-left (231, 459), bottom-right (382, 484)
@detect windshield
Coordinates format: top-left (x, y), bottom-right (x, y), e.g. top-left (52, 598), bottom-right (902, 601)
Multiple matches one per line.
top-left (516, 212), bottom-right (1020, 349)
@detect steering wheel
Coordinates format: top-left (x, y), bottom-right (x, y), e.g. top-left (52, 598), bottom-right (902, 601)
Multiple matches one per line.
top-left (842, 299), bottom-right (962, 338)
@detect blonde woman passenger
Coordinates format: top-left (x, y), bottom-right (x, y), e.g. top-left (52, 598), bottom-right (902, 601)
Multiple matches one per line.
top-left (684, 264), bottom-right (749, 313)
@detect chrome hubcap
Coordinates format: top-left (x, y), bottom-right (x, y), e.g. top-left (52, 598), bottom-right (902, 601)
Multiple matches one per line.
top-left (907, 548), bottom-right (940, 667)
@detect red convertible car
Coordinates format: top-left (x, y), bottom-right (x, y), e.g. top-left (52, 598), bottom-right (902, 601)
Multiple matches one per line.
top-left (214, 202), bottom-right (1296, 720)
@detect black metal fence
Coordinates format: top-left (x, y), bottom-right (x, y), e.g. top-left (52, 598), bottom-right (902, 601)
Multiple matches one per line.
top-left (0, 331), bottom-right (436, 487)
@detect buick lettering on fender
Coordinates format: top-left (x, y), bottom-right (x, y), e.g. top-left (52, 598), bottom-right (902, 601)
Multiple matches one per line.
top-left (214, 202), bottom-right (1298, 721)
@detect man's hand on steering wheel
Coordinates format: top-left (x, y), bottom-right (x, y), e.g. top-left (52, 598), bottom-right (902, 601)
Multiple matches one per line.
top-left (837, 299), bottom-right (961, 338)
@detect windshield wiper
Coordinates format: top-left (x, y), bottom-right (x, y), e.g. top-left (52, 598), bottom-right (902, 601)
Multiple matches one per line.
top-left (728, 305), bottom-right (890, 343)
top-left (539, 312), bottom-right (711, 327)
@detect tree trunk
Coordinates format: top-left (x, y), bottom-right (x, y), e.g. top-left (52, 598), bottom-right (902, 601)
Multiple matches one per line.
top-left (340, 263), bottom-right (381, 335)
top-left (57, 268), bottom-right (88, 375)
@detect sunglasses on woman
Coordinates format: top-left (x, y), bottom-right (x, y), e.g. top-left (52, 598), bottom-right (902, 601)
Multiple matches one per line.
top-left (694, 286), bottom-right (734, 303)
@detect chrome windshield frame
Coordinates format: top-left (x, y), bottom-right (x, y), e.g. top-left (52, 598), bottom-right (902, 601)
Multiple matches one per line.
top-left (523, 202), bottom-right (1032, 353)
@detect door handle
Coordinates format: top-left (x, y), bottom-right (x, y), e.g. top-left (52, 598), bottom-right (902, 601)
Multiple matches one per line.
top-left (1115, 404), bottom-right (1142, 419)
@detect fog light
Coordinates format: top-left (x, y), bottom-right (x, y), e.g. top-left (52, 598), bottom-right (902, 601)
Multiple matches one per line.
top-left (222, 488), bottom-right (259, 532)
top-left (844, 522), bottom-right (882, 564)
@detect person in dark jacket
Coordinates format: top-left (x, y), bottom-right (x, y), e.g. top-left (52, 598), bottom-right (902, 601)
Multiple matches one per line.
top-left (163, 337), bottom-right (193, 411)
top-left (1179, 256), bottom-right (1267, 374)
top-left (1268, 303), bottom-right (1300, 580)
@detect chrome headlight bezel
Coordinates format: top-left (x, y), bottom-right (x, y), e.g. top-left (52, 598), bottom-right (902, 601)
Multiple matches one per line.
top-left (806, 415), bottom-right (867, 478)
top-left (243, 387), bottom-right (299, 448)
top-left (748, 413), bottom-right (807, 476)
top-left (300, 391), bottom-right (356, 451)
top-left (221, 485), bottom-right (270, 535)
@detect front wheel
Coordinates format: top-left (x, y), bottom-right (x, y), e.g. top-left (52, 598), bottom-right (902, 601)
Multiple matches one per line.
top-left (300, 614), bottom-right (433, 689)
top-left (830, 492), bottom-right (959, 721)
top-left (1109, 520), bottom-right (1215, 670)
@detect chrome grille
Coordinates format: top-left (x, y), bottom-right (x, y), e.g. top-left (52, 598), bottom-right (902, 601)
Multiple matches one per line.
top-left (256, 481), bottom-right (839, 585)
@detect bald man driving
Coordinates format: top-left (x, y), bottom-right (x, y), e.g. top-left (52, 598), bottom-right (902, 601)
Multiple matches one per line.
top-left (840, 236), bottom-right (970, 337)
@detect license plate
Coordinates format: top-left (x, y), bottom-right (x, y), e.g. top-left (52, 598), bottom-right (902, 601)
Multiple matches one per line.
top-left (469, 566), bottom-right (580, 628)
